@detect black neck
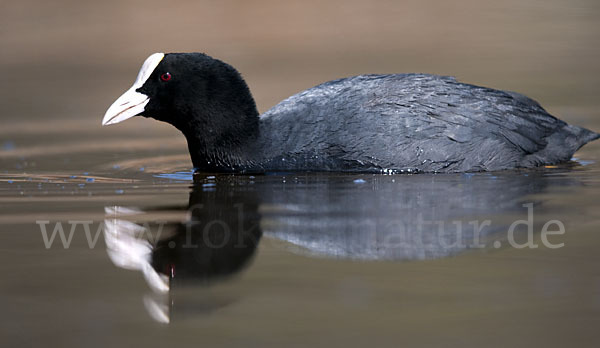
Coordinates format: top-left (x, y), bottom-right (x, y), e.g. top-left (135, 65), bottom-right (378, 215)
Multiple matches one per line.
top-left (160, 54), bottom-right (262, 172)
top-left (181, 113), bottom-right (260, 172)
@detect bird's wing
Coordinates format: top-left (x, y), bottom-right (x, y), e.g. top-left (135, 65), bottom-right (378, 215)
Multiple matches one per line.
top-left (260, 74), bottom-right (566, 172)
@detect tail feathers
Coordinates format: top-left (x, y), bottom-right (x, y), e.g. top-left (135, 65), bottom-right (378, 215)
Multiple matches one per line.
top-left (572, 126), bottom-right (600, 151)
top-left (520, 124), bottom-right (598, 167)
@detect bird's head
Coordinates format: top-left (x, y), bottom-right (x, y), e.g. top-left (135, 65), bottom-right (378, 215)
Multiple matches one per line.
top-left (103, 53), bottom-right (259, 150)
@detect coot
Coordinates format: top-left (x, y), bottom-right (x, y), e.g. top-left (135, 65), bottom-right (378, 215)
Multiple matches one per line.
top-left (103, 52), bottom-right (599, 173)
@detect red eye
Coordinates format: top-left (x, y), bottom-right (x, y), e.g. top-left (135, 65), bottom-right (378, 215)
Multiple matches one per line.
top-left (160, 72), bottom-right (172, 82)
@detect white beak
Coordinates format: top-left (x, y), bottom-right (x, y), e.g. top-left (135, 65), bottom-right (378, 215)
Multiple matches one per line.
top-left (102, 88), bottom-right (150, 126)
top-left (102, 52), bottom-right (165, 126)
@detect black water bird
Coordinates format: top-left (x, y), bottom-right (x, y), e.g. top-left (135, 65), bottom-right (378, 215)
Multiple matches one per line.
top-left (103, 52), bottom-right (599, 173)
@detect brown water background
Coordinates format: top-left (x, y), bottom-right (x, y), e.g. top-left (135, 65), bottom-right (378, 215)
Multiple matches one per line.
top-left (1, 1), bottom-right (600, 347)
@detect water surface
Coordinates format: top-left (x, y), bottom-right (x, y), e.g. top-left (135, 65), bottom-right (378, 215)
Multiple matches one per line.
top-left (1, 116), bottom-right (599, 347)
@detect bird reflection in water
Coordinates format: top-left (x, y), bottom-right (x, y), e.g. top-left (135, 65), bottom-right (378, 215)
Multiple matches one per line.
top-left (104, 176), bottom-right (261, 323)
top-left (104, 170), bottom-right (561, 323)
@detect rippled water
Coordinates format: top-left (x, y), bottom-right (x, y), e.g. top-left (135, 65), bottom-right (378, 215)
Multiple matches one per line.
top-left (1, 114), bottom-right (599, 346)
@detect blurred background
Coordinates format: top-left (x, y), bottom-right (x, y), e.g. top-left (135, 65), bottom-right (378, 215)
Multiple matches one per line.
top-left (2, 2), bottom-right (600, 347)
top-left (1, 0), bottom-right (599, 172)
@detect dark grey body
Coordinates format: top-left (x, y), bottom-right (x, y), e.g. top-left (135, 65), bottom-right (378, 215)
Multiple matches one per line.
top-left (247, 74), bottom-right (598, 173)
